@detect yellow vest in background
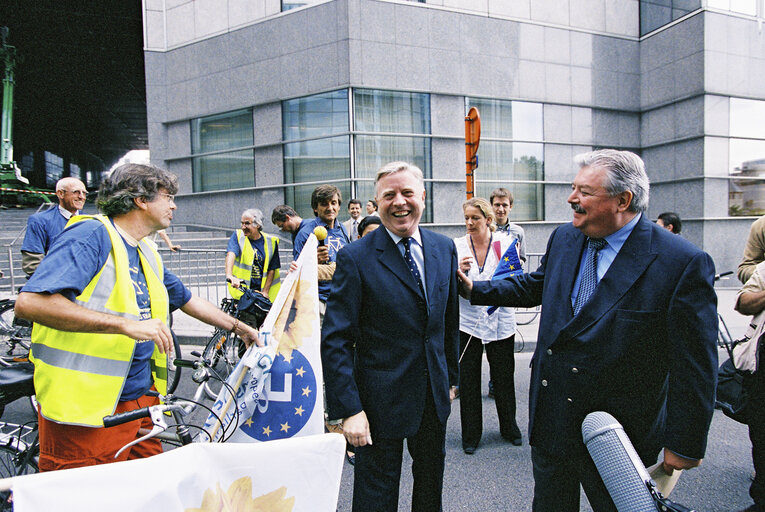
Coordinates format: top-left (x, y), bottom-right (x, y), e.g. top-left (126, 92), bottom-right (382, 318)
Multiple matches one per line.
top-left (227, 230), bottom-right (281, 302)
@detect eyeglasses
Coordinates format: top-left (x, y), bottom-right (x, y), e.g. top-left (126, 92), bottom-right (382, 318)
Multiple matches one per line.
top-left (65, 190), bottom-right (87, 197)
top-left (158, 192), bottom-right (176, 203)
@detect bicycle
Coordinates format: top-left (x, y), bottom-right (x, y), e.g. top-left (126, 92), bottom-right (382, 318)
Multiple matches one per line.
top-left (103, 354), bottom-right (243, 449)
top-left (0, 300), bottom-right (31, 361)
top-left (0, 363), bottom-right (39, 511)
top-left (200, 281), bottom-right (270, 400)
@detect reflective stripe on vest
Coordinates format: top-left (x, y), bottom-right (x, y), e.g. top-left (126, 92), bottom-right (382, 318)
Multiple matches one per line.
top-left (30, 215), bottom-right (170, 427)
top-left (227, 230), bottom-right (281, 302)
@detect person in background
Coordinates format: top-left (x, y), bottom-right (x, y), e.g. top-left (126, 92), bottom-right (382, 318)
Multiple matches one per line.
top-left (21, 177), bottom-right (87, 276)
top-left (156, 229), bottom-right (181, 252)
top-left (358, 215), bottom-right (382, 238)
top-left (343, 199), bottom-right (364, 241)
top-left (487, 186), bottom-right (527, 399)
top-left (366, 199), bottom-right (379, 217)
top-left (455, 197), bottom-right (522, 454)
top-left (734, 262), bottom-right (765, 512)
top-left (490, 187), bottom-right (526, 264)
top-left (458, 149), bottom-right (718, 511)
top-left (271, 205), bottom-right (306, 244)
top-left (293, 185), bottom-right (350, 309)
top-left (225, 208), bottom-right (281, 302)
top-left (15, 163), bottom-right (260, 472)
top-left (656, 212), bottom-right (681, 234)
top-left (739, 215), bottom-right (765, 284)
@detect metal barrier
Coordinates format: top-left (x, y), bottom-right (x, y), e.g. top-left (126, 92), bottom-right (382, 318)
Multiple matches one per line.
top-left (160, 247), bottom-right (294, 307)
top-left (159, 248), bottom-right (228, 306)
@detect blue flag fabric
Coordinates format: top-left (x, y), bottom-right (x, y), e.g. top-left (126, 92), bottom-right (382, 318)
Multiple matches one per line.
top-left (487, 238), bottom-right (524, 315)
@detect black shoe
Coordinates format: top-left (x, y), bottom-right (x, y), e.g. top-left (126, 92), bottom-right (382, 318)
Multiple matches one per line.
top-left (502, 429), bottom-right (522, 446)
top-left (463, 445), bottom-right (477, 455)
top-left (487, 380), bottom-right (495, 399)
top-left (346, 451), bottom-right (356, 465)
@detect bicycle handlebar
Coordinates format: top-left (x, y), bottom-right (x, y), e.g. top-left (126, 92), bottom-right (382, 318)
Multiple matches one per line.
top-left (103, 407), bottom-right (152, 428)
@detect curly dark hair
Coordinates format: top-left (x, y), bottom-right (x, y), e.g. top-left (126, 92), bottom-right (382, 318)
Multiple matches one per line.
top-left (97, 163), bottom-right (179, 216)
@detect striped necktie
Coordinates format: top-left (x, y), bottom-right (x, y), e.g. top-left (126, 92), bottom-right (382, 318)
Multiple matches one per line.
top-left (573, 237), bottom-right (607, 315)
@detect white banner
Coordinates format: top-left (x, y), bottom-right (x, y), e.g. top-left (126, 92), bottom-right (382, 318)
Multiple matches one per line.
top-left (203, 235), bottom-right (324, 442)
top-left (11, 433), bottom-right (345, 512)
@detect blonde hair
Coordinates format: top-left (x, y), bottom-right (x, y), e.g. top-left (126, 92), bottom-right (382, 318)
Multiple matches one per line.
top-left (463, 197), bottom-right (496, 232)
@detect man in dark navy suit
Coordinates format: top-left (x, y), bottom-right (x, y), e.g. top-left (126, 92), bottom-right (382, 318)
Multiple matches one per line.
top-left (321, 161), bottom-right (459, 512)
top-left (458, 150), bottom-right (718, 511)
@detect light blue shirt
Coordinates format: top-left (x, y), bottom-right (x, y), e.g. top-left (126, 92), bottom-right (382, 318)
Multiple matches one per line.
top-left (571, 213), bottom-right (642, 308)
top-left (385, 227), bottom-right (427, 304)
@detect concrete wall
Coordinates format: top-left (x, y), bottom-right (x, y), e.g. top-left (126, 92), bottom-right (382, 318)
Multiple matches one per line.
top-left (144, 0), bottom-right (639, 51)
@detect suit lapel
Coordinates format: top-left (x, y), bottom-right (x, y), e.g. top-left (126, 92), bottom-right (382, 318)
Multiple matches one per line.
top-left (557, 216), bottom-right (658, 342)
top-left (375, 228), bottom-right (423, 297)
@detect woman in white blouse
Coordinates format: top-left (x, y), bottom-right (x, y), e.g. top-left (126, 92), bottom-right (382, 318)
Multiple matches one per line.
top-left (454, 197), bottom-right (522, 454)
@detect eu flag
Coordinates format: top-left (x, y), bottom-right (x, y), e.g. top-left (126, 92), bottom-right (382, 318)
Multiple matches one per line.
top-left (487, 239), bottom-right (523, 315)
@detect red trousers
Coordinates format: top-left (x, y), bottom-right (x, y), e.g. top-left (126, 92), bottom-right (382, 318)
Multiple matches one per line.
top-left (38, 393), bottom-right (162, 472)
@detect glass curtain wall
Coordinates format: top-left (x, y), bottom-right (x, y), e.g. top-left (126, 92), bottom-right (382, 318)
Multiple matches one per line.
top-left (729, 98), bottom-right (765, 216)
top-left (353, 89), bottom-right (432, 223)
top-left (282, 90), bottom-right (350, 220)
top-left (465, 98), bottom-right (544, 221)
top-left (190, 109), bottom-right (254, 192)
top-left (281, 88), bottom-right (431, 222)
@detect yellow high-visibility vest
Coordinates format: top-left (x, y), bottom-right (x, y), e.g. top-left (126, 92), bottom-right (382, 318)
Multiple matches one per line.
top-left (227, 230), bottom-right (281, 302)
top-left (30, 215), bottom-right (170, 427)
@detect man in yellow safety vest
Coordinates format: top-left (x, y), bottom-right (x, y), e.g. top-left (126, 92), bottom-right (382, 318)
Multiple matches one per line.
top-left (15, 163), bottom-right (261, 471)
top-left (225, 208), bottom-right (281, 303)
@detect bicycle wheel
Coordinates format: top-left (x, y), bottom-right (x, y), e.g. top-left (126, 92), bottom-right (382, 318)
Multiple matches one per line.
top-left (201, 329), bottom-right (245, 400)
top-left (0, 301), bottom-right (31, 360)
top-left (0, 444), bottom-right (38, 511)
top-left (166, 333), bottom-right (183, 395)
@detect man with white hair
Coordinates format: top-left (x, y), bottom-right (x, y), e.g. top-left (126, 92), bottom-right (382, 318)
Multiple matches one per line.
top-left (458, 149), bottom-right (718, 511)
top-left (225, 208), bottom-right (281, 302)
top-left (21, 177), bottom-right (87, 276)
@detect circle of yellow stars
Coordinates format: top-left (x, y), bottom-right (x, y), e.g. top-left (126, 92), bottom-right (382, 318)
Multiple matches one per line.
top-left (243, 350), bottom-right (313, 438)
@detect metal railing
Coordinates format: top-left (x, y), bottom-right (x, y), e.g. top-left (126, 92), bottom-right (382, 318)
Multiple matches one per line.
top-left (160, 247), bottom-right (294, 307)
top-left (2, 203), bottom-right (52, 295)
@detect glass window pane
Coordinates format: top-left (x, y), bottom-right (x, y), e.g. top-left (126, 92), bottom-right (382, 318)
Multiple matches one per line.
top-left (466, 98), bottom-right (514, 139)
top-left (512, 102), bottom-right (544, 141)
top-left (729, 139), bottom-right (765, 216)
top-left (354, 90), bottom-right (431, 134)
top-left (192, 149), bottom-right (254, 192)
top-left (191, 109), bottom-right (253, 154)
top-left (472, 142), bottom-right (544, 182)
top-left (465, 98), bottom-right (543, 141)
top-left (475, 181), bottom-right (544, 222)
top-left (283, 135), bottom-right (350, 219)
top-left (355, 135), bottom-right (433, 222)
top-left (730, 98), bottom-right (765, 139)
top-left (354, 135), bottom-right (432, 223)
top-left (283, 90), bottom-right (349, 141)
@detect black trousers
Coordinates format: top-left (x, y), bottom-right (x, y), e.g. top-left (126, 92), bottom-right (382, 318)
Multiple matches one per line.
top-left (531, 444), bottom-right (617, 512)
top-left (352, 386), bottom-right (446, 512)
top-left (458, 330), bottom-right (521, 448)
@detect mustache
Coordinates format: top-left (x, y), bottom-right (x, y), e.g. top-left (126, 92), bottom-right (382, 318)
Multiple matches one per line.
top-left (571, 203), bottom-right (586, 214)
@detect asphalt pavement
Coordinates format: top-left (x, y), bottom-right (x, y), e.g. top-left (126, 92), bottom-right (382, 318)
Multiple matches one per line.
top-left (2, 286), bottom-right (756, 511)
